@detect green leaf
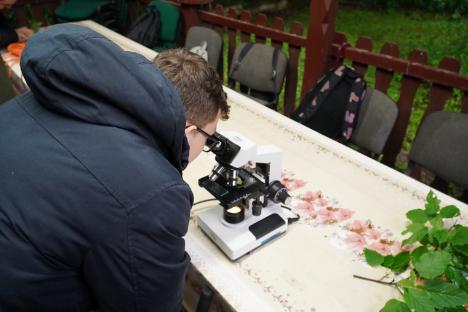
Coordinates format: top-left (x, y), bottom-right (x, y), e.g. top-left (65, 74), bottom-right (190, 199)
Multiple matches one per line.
top-left (406, 209), bottom-right (428, 223)
top-left (382, 255), bottom-right (395, 269)
top-left (402, 226), bottom-right (428, 246)
top-left (413, 250), bottom-right (451, 279)
top-left (430, 229), bottom-right (449, 244)
top-left (392, 252), bottom-right (411, 272)
top-left (425, 191), bottom-right (440, 216)
top-left (445, 265), bottom-right (468, 292)
top-left (440, 205), bottom-right (460, 218)
top-left (430, 216), bottom-right (444, 230)
top-left (398, 271), bottom-right (416, 288)
top-left (450, 226), bottom-right (468, 246)
top-left (424, 279), bottom-right (468, 308)
top-left (402, 222), bottom-right (424, 235)
top-left (403, 288), bottom-right (435, 312)
top-left (411, 246), bottom-right (429, 262)
top-left (364, 248), bottom-right (384, 266)
top-left (379, 299), bottom-right (410, 312)
top-left (452, 245), bottom-right (468, 259)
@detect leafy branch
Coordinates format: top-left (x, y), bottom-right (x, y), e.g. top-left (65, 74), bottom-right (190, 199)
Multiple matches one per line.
top-left (360, 191), bottom-right (468, 312)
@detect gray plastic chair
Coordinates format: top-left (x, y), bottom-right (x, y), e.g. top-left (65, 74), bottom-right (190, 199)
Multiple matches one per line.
top-left (409, 111), bottom-right (468, 189)
top-left (185, 26), bottom-right (223, 70)
top-left (229, 42), bottom-right (288, 109)
top-left (351, 87), bottom-right (398, 155)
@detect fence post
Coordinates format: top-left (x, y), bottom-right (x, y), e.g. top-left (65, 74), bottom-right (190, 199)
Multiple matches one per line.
top-left (302, 0), bottom-right (339, 97)
top-left (173, 0), bottom-right (211, 44)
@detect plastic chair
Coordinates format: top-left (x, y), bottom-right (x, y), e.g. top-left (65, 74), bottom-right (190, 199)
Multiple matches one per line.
top-left (350, 87), bottom-right (398, 155)
top-left (185, 26), bottom-right (222, 70)
top-left (147, 0), bottom-right (182, 52)
top-left (229, 42), bottom-right (288, 109)
top-left (408, 111), bottom-right (468, 193)
top-left (55, 0), bottom-right (127, 32)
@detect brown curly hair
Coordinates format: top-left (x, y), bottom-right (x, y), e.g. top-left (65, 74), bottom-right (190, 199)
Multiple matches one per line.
top-left (153, 49), bottom-right (229, 126)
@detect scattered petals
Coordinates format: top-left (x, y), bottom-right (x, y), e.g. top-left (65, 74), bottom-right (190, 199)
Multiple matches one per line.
top-left (343, 232), bottom-right (367, 249)
top-left (334, 208), bottom-right (355, 222)
top-left (367, 242), bottom-right (392, 256)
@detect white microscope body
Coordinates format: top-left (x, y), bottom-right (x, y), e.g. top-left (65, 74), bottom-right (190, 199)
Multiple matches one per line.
top-left (196, 131), bottom-right (290, 260)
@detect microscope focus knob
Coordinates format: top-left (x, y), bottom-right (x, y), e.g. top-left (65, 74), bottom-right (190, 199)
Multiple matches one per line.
top-left (267, 181), bottom-right (291, 205)
top-left (252, 201), bottom-right (262, 216)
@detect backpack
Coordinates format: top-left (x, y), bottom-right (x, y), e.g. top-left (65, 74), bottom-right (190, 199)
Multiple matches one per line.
top-left (126, 8), bottom-right (161, 48)
top-left (291, 65), bottom-right (367, 143)
top-left (189, 41), bottom-right (209, 62)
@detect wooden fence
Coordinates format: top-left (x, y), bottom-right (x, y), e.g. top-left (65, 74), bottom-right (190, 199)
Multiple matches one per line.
top-left (198, 4), bottom-right (306, 116)
top-left (330, 33), bottom-right (468, 167)
top-left (176, 0), bottom-right (468, 172)
top-left (12, 0), bottom-right (61, 28)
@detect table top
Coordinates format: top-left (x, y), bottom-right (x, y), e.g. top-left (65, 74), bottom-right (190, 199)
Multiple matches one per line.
top-left (183, 89), bottom-right (467, 311)
top-left (4, 20), bottom-right (467, 312)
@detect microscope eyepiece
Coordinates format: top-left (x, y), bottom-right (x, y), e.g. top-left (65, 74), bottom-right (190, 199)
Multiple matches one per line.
top-left (206, 132), bottom-right (241, 165)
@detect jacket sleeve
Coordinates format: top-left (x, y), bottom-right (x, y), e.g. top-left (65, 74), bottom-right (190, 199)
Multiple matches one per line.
top-left (0, 13), bottom-right (18, 49)
top-left (83, 183), bottom-right (193, 312)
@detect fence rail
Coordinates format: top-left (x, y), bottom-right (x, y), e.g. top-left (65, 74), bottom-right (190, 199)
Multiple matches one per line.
top-left (330, 32), bottom-right (467, 167)
top-left (190, 2), bottom-right (468, 172)
top-left (198, 4), bottom-right (306, 116)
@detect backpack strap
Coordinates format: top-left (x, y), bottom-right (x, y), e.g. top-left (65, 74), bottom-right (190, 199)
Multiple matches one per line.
top-left (229, 42), bottom-right (254, 88)
top-left (270, 48), bottom-right (280, 106)
top-left (338, 67), bottom-right (367, 143)
top-left (232, 43), bottom-right (254, 74)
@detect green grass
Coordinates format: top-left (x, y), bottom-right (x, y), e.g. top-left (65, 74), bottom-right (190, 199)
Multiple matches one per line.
top-left (219, 2), bottom-right (468, 171)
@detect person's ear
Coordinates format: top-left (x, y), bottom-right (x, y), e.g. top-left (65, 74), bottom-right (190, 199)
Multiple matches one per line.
top-left (184, 125), bottom-right (197, 136)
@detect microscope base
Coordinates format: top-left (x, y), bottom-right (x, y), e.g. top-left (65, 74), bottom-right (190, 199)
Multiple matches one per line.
top-left (196, 204), bottom-right (287, 261)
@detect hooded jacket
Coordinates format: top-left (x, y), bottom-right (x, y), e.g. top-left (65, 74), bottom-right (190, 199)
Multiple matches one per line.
top-left (0, 24), bottom-right (193, 312)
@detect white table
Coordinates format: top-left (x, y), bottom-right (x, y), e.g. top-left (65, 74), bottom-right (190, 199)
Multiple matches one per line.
top-left (5, 20), bottom-right (468, 312)
top-left (183, 89), bottom-right (468, 311)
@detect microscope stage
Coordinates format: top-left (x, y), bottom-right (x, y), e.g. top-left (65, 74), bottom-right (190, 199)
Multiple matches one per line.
top-left (196, 204), bottom-right (288, 260)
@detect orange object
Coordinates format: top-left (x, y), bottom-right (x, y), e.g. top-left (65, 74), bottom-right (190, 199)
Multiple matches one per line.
top-left (7, 42), bottom-right (26, 58)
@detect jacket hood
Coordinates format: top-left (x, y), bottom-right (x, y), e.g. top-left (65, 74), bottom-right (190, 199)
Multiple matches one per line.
top-left (21, 24), bottom-right (189, 171)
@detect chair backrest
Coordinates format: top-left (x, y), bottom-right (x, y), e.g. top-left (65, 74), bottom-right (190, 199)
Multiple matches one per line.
top-left (409, 111), bottom-right (468, 189)
top-left (148, 0), bottom-right (180, 42)
top-left (185, 26), bottom-right (222, 69)
top-left (350, 87), bottom-right (398, 155)
top-left (55, 0), bottom-right (112, 21)
top-left (229, 42), bottom-right (288, 108)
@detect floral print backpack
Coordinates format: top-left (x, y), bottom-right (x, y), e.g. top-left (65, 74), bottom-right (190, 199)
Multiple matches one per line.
top-left (291, 65), bottom-right (367, 143)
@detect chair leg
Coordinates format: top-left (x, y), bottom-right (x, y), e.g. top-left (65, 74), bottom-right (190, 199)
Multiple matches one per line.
top-left (430, 176), bottom-right (449, 194)
top-left (195, 286), bottom-right (213, 312)
top-left (460, 190), bottom-right (468, 204)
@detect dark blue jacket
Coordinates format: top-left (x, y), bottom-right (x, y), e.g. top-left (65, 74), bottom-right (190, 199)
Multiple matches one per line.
top-left (0, 24), bottom-right (193, 311)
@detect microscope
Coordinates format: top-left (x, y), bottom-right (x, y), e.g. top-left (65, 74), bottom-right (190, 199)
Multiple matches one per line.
top-left (196, 131), bottom-right (291, 260)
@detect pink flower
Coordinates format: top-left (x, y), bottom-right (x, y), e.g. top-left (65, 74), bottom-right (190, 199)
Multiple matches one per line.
top-left (300, 191), bottom-right (319, 202)
top-left (292, 179), bottom-right (306, 190)
top-left (316, 208), bottom-right (336, 224)
top-left (389, 241), bottom-right (413, 255)
top-left (293, 201), bottom-right (314, 212)
top-left (367, 242), bottom-right (392, 256)
top-left (348, 220), bottom-right (371, 234)
top-left (312, 196), bottom-right (329, 208)
top-left (364, 228), bottom-right (381, 241)
top-left (334, 208), bottom-right (355, 221)
top-left (344, 232), bottom-right (366, 249)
